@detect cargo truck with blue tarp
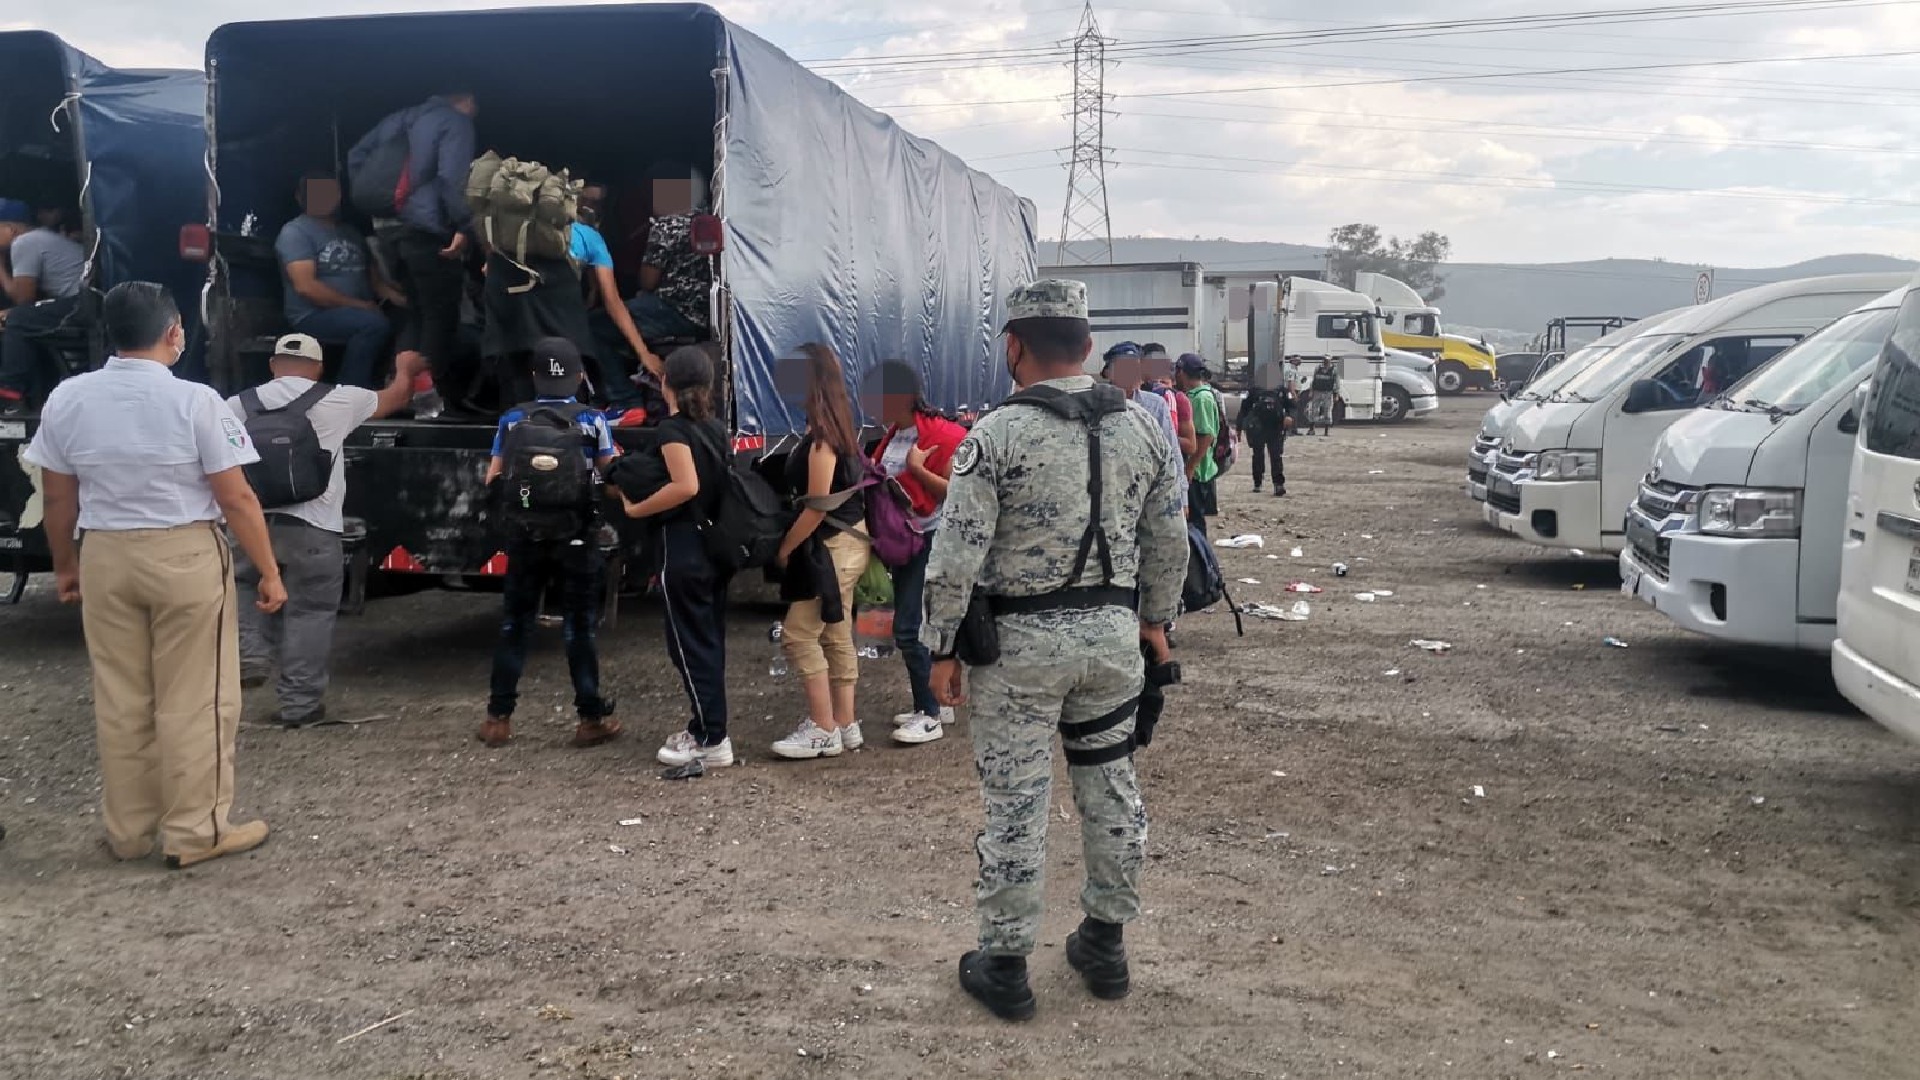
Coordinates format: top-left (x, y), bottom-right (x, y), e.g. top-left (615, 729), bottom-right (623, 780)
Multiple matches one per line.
top-left (0, 31), bottom-right (208, 601)
top-left (200, 3), bottom-right (1037, 605)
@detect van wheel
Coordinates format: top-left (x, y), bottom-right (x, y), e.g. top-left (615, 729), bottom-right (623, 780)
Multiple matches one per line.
top-left (1436, 361), bottom-right (1468, 395)
top-left (1378, 386), bottom-right (1413, 423)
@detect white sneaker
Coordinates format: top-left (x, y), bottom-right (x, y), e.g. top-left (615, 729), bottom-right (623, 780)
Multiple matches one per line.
top-left (657, 731), bottom-right (735, 768)
top-left (892, 707), bottom-right (955, 728)
top-left (892, 715), bottom-right (945, 745)
top-left (840, 721), bottom-right (865, 750)
top-left (771, 720), bottom-right (843, 760)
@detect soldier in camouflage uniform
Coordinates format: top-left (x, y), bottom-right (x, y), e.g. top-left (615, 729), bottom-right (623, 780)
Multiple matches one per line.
top-left (923, 278), bottom-right (1189, 1021)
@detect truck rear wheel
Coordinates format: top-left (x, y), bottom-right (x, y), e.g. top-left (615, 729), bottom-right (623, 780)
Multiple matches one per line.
top-left (1436, 360), bottom-right (1469, 395)
top-left (1378, 386), bottom-right (1413, 423)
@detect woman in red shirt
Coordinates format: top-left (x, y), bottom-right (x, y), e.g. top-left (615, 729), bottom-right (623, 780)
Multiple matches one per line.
top-left (866, 361), bottom-right (968, 745)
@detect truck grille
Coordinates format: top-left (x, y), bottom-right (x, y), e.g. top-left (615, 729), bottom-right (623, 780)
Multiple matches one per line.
top-left (1628, 519), bottom-right (1670, 580)
top-left (1467, 457), bottom-right (1489, 484)
top-left (1488, 488), bottom-right (1521, 515)
top-left (1636, 479), bottom-right (1696, 521)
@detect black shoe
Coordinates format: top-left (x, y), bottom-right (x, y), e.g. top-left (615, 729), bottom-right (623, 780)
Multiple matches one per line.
top-left (274, 704), bottom-right (324, 729)
top-left (1251, 483), bottom-right (1262, 493)
top-left (1274, 487), bottom-right (1287, 497)
top-left (958, 951), bottom-right (1036, 1021)
top-left (1065, 918), bottom-right (1131, 1000)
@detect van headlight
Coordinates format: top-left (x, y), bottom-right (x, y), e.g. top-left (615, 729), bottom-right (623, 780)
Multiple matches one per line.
top-left (1536, 450), bottom-right (1600, 481)
top-left (1698, 488), bottom-right (1800, 538)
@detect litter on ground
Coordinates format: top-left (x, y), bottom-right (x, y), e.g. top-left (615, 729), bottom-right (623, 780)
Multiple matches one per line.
top-left (1354, 592), bottom-right (1377, 602)
top-left (1285, 582), bottom-right (1324, 594)
top-left (1218, 535), bottom-right (1265, 549)
top-left (1290, 546), bottom-right (1305, 558)
top-left (1237, 578), bottom-right (1261, 585)
top-left (1411, 639), bottom-right (1453, 653)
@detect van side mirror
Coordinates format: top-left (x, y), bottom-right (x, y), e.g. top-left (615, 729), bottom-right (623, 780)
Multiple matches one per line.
top-left (1622, 378), bottom-right (1674, 415)
top-left (1839, 381), bottom-right (1870, 435)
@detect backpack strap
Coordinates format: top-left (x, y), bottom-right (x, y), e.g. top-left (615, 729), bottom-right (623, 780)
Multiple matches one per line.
top-left (239, 387), bottom-right (266, 419)
top-left (1001, 383), bottom-right (1129, 588)
top-left (241, 382), bottom-right (334, 418)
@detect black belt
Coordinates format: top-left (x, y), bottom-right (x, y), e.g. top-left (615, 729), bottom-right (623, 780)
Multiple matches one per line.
top-left (988, 585), bottom-right (1137, 617)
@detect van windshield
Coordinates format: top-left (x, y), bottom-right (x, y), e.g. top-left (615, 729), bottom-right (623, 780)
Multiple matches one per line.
top-left (1720, 306), bottom-right (1898, 414)
top-left (1518, 342), bottom-right (1613, 400)
top-left (1549, 333), bottom-right (1687, 402)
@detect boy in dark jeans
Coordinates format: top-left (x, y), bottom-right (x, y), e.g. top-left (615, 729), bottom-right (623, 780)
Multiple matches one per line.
top-left (477, 338), bottom-right (621, 749)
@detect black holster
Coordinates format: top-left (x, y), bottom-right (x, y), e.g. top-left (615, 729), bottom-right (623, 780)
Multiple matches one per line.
top-left (1136, 642), bottom-right (1180, 749)
top-left (954, 591), bottom-right (1001, 667)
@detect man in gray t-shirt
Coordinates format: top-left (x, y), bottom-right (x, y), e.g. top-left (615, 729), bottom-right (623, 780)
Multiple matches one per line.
top-left (273, 175), bottom-right (405, 389)
top-left (226, 332), bottom-right (425, 726)
top-left (0, 201), bottom-right (90, 406)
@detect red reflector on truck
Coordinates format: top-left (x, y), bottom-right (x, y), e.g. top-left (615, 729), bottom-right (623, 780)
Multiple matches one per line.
top-left (480, 552), bottom-right (509, 576)
top-left (732, 434), bottom-right (766, 453)
top-left (690, 213), bottom-right (724, 256)
top-left (179, 224), bottom-right (211, 263)
top-left (380, 546), bottom-right (425, 573)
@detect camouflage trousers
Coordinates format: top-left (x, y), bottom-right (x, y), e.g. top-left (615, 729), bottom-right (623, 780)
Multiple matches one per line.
top-left (969, 607), bottom-right (1148, 956)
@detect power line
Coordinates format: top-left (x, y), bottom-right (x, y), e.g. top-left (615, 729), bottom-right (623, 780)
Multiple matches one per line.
top-left (810, 0), bottom-right (1895, 71)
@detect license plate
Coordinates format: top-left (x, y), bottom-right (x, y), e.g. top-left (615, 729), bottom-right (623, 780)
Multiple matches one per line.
top-left (1623, 570), bottom-right (1644, 600)
top-left (1907, 545), bottom-right (1920, 596)
top-left (1483, 501), bottom-right (1501, 527)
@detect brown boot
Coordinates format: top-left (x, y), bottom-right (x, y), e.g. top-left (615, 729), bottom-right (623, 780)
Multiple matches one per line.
top-left (165, 820), bottom-right (270, 869)
top-left (572, 717), bottom-right (623, 748)
top-left (477, 716), bottom-right (512, 747)
top-left (107, 835), bottom-right (154, 861)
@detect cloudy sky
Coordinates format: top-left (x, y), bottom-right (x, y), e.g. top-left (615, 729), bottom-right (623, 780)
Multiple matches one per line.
top-left (10, 0), bottom-right (1920, 267)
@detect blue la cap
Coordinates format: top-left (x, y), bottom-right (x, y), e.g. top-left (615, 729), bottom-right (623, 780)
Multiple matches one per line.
top-left (1103, 341), bottom-right (1143, 362)
top-left (0, 199), bottom-right (31, 225)
top-left (1176, 353), bottom-right (1212, 376)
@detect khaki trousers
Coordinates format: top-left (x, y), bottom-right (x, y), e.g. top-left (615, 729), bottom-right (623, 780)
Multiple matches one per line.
top-left (80, 523), bottom-right (243, 858)
top-left (781, 531), bottom-right (870, 686)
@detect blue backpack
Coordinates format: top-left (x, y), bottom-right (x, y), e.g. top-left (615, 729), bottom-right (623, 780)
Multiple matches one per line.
top-left (1182, 525), bottom-right (1244, 635)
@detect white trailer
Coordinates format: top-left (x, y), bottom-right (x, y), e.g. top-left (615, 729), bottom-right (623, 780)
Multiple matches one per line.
top-left (1039, 262), bottom-right (1208, 367)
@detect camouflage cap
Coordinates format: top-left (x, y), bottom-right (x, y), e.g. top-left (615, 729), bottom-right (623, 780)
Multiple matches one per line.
top-left (1002, 278), bottom-right (1088, 326)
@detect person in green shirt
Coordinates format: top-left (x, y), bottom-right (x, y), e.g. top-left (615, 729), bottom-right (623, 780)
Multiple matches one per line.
top-left (1176, 354), bottom-right (1220, 534)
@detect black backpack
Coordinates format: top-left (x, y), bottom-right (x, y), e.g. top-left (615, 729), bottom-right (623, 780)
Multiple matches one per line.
top-left (239, 383), bottom-right (335, 509)
top-left (498, 403), bottom-right (597, 541)
top-left (687, 422), bottom-right (788, 572)
top-left (350, 107), bottom-right (415, 218)
top-left (1181, 524), bottom-right (1245, 636)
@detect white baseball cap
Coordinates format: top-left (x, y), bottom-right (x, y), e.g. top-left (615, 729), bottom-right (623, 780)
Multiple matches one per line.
top-left (273, 333), bottom-right (325, 364)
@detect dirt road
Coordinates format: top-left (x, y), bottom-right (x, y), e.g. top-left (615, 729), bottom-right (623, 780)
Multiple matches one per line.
top-left (2, 402), bottom-right (1916, 1080)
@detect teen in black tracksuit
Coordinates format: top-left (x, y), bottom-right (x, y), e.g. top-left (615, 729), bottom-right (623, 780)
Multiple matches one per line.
top-left (616, 346), bottom-right (737, 769)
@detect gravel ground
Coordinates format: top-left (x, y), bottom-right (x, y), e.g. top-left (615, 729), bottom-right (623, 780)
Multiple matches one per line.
top-left (1, 401), bottom-right (1916, 1080)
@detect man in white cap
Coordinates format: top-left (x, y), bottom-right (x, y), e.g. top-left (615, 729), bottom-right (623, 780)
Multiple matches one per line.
top-left (226, 333), bottom-right (426, 726)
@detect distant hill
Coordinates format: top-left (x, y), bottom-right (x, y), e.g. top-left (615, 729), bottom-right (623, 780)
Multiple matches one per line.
top-left (1052, 238), bottom-right (1917, 338)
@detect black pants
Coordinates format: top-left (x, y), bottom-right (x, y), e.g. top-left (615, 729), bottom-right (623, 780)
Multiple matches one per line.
top-left (488, 537), bottom-right (608, 719)
top-left (0, 295), bottom-right (81, 401)
top-left (1245, 426), bottom-right (1285, 490)
top-left (1187, 478), bottom-right (1217, 536)
top-left (658, 521), bottom-right (732, 745)
top-left (384, 226), bottom-right (473, 402)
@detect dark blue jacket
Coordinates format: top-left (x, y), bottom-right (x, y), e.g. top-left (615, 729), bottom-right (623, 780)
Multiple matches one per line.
top-left (348, 96), bottom-right (475, 237)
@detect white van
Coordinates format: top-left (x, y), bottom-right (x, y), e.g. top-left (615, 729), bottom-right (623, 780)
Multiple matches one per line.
top-left (1485, 274), bottom-right (1908, 553)
top-left (1833, 276), bottom-right (1920, 743)
top-left (1467, 310), bottom-right (1685, 503)
top-left (1622, 287), bottom-right (1905, 648)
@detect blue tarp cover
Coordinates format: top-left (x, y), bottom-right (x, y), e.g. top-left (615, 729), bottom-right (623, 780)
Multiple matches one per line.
top-left (0, 33), bottom-right (206, 352)
top-left (205, 5), bottom-right (1035, 439)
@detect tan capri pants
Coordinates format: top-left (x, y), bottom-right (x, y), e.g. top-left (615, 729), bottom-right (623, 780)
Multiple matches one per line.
top-left (782, 530), bottom-right (870, 686)
top-left (80, 522), bottom-right (244, 858)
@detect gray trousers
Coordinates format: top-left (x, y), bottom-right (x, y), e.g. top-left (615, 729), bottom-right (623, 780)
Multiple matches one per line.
top-left (969, 607), bottom-right (1148, 956)
top-left (234, 517), bottom-right (344, 721)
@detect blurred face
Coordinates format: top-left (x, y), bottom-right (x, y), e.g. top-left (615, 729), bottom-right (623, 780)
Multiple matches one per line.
top-left (0, 222), bottom-right (23, 249)
top-left (1107, 355), bottom-right (1144, 391)
top-left (300, 178), bottom-right (342, 218)
top-left (578, 185), bottom-right (606, 228)
top-left (450, 93), bottom-right (479, 118)
top-left (654, 178), bottom-right (694, 217)
top-left (1144, 354), bottom-right (1172, 385)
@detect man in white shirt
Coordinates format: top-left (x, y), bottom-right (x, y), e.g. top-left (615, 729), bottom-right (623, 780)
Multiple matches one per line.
top-left (227, 333), bottom-right (425, 726)
top-left (24, 281), bottom-right (286, 869)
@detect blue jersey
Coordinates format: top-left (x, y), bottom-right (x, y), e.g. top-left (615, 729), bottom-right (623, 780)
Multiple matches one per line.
top-left (491, 398), bottom-right (617, 460)
top-left (569, 222), bottom-right (614, 269)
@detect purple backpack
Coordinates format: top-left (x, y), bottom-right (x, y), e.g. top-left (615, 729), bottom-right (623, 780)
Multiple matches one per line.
top-left (814, 458), bottom-right (928, 569)
top-left (857, 458), bottom-right (928, 569)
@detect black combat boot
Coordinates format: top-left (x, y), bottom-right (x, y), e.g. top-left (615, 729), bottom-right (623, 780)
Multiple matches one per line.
top-left (1065, 917), bottom-right (1130, 1000)
top-left (958, 951), bottom-right (1036, 1021)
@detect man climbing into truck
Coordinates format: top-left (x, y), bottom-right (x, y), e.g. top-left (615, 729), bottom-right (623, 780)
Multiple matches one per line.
top-left (348, 89), bottom-right (481, 418)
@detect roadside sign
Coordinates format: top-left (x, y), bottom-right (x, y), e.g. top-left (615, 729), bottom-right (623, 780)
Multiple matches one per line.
top-left (1694, 269), bottom-right (1714, 305)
